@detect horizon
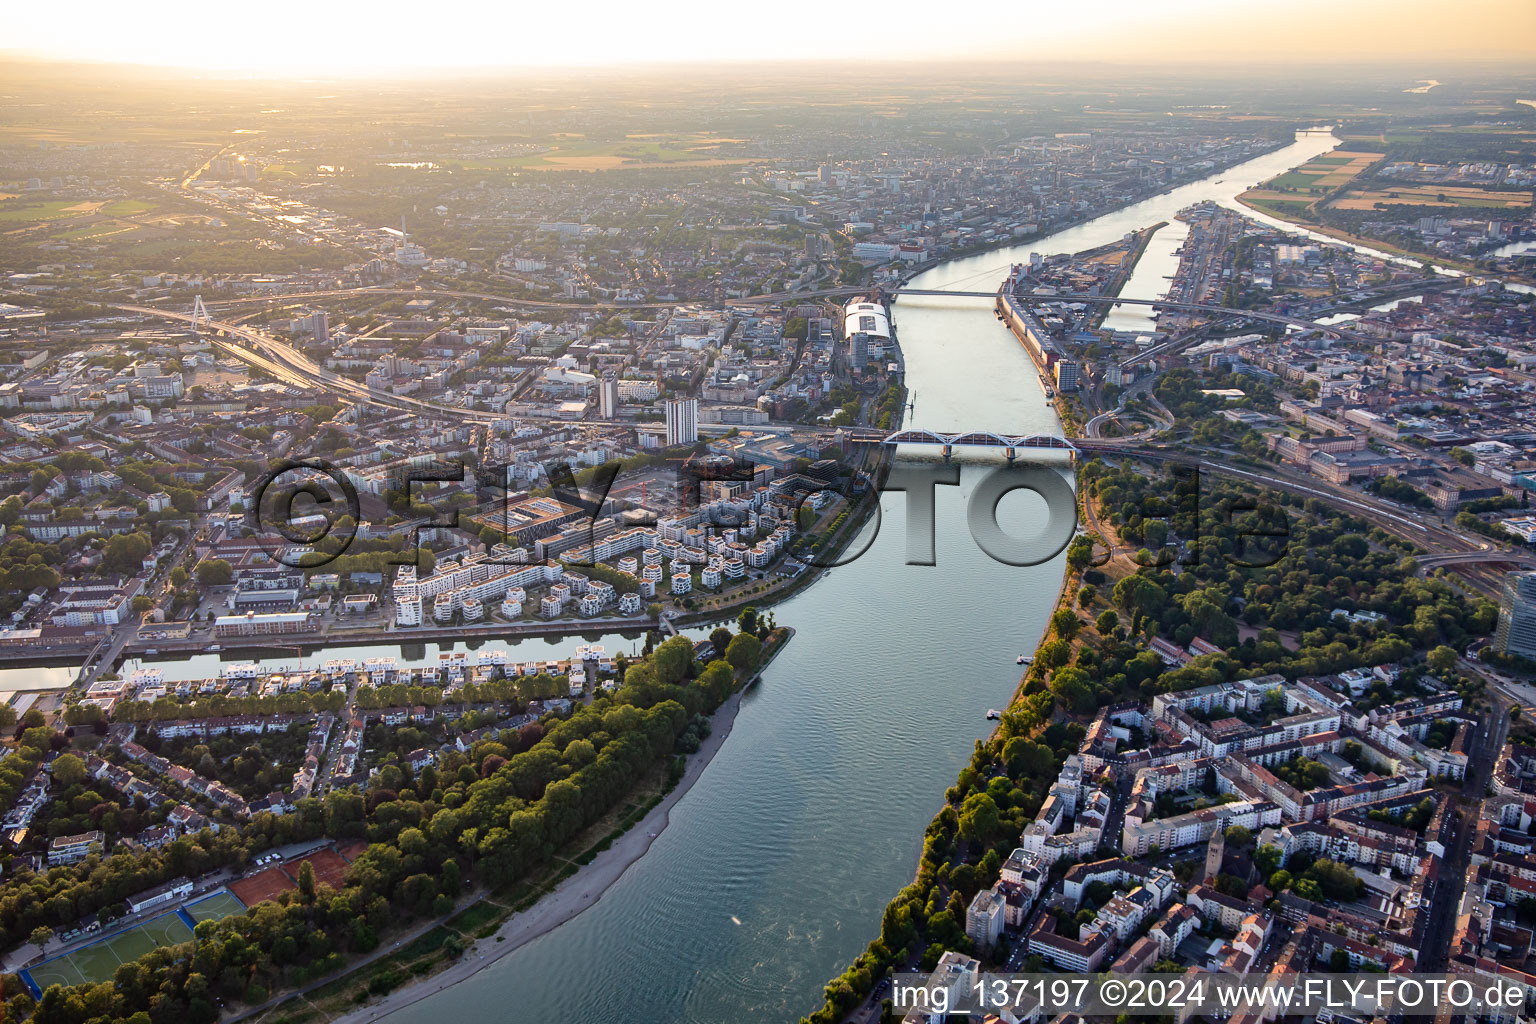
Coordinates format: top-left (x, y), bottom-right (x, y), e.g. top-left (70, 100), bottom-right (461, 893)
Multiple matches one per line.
top-left (7, 0), bottom-right (1536, 76)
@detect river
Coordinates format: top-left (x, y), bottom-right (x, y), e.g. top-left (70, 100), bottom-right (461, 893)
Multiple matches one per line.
top-left (361, 129), bottom-right (1347, 1024)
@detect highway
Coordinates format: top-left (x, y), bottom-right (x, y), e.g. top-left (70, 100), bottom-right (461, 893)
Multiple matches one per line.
top-left (1417, 550), bottom-right (1536, 570)
top-left (112, 302), bottom-right (512, 425)
top-left (191, 285), bottom-right (676, 313)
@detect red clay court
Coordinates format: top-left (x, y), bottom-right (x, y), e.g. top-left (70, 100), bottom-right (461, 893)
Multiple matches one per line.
top-left (284, 848), bottom-right (350, 890)
top-left (229, 868), bottom-right (295, 907)
top-left (336, 840), bottom-right (368, 862)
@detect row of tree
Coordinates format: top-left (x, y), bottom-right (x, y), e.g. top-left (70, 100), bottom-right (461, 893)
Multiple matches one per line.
top-left (8, 628), bottom-right (777, 1024)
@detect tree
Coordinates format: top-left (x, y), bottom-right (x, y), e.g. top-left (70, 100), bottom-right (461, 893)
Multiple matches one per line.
top-left (297, 860), bottom-right (316, 903)
top-left (1427, 645), bottom-right (1457, 675)
top-left (131, 595), bottom-right (154, 614)
top-left (196, 559), bottom-right (233, 586)
top-left (169, 566), bottom-right (188, 587)
top-left (709, 627), bottom-right (734, 654)
top-left (725, 633), bottom-right (762, 674)
top-left (1003, 738), bottom-right (1055, 779)
top-left (1215, 873), bottom-right (1248, 899)
top-left (957, 792), bottom-right (1001, 844)
top-left (103, 532), bottom-right (152, 574)
top-left (651, 636), bottom-right (695, 684)
top-left (1050, 666), bottom-right (1095, 714)
top-left (1096, 610), bottom-right (1119, 634)
top-left (52, 753), bottom-right (87, 787)
top-left (1051, 608), bottom-right (1081, 640)
top-left (1306, 858), bottom-right (1361, 901)
top-left (1036, 638), bottom-right (1071, 669)
top-left (1067, 535), bottom-right (1095, 571)
top-left (29, 925), bottom-right (51, 949)
top-left (1113, 574), bottom-right (1166, 616)
top-left (1295, 876), bottom-right (1327, 902)
top-left (737, 606), bottom-right (759, 636)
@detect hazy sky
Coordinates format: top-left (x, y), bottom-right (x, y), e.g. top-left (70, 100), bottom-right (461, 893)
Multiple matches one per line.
top-left (7, 0), bottom-right (1535, 73)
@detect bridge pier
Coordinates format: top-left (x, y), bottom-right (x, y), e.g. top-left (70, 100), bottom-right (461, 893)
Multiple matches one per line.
top-left (941, 444), bottom-right (952, 460)
top-left (1005, 447), bottom-right (1016, 463)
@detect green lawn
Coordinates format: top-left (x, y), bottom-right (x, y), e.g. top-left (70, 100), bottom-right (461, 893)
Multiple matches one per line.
top-left (101, 199), bottom-right (156, 217)
top-left (459, 140), bottom-right (726, 169)
top-left (1263, 171), bottom-right (1330, 191)
top-left (29, 914), bottom-right (193, 990)
top-left (0, 199), bottom-right (83, 223)
top-left (186, 890), bottom-right (246, 923)
top-left (1244, 197), bottom-right (1315, 217)
top-left (26, 956), bottom-right (90, 992)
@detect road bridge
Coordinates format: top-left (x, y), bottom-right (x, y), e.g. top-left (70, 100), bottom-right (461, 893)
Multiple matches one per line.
top-left (115, 301), bottom-right (516, 425)
top-left (1417, 551), bottom-right (1536, 570)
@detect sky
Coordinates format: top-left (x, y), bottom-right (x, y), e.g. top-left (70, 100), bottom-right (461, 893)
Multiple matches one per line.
top-left (5, 0), bottom-right (1535, 74)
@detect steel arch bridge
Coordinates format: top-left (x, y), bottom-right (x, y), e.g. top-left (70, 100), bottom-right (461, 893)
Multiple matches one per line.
top-left (847, 428), bottom-right (1077, 452)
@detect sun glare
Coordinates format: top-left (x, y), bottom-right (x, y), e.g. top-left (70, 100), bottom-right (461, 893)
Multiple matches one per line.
top-left (5, 0), bottom-right (1534, 74)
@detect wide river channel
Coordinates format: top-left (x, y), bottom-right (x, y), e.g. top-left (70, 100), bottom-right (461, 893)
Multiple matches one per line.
top-left (129, 129), bottom-right (1349, 1022)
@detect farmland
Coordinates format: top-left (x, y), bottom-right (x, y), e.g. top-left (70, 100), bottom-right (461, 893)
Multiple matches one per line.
top-left (1331, 183), bottom-right (1532, 210)
top-left (1239, 149), bottom-right (1383, 205)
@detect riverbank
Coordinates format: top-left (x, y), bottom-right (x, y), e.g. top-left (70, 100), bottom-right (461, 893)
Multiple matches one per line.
top-left (312, 128), bottom-right (1348, 1024)
top-left (328, 697), bottom-right (744, 1024)
top-left (894, 139), bottom-right (1291, 278)
top-left (1236, 191), bottom-right (1536, 288)
top-left (280, 628), bottom-right (793, 1024)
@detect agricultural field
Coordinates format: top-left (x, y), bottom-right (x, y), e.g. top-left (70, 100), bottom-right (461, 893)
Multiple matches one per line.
top-left (1332, 184), bottom-right (1532, 210)
top-left (453, 133), bottom-right (753, 171)
top-left (1240, 150), bottom-right (1383, 204)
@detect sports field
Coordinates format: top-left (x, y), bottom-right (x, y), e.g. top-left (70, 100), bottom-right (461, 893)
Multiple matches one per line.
top-left (286, 848), bottom-right (349, 890)
top-left (24, 912), bottom-right (192, 991)
top-left (230, 866), bottom-right (296, 906)
top-left (21, 891), bottom-right (248, 995)
top-left (185, 890), bottom-right (246, 924)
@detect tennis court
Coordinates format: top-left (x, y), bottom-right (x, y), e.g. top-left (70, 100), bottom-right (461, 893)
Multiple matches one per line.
top-left (184, 889), bottom-right (246, 924)
top-left (229, 867), bottom-right (295, 907)
top-left (23, 912), bottom-right (193, 993)
top-left (285, 848), bottom-right (350, 890)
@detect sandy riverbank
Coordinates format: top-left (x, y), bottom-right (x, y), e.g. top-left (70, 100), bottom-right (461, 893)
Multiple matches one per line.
top-left (327, 682), bottom-right (751, 1024)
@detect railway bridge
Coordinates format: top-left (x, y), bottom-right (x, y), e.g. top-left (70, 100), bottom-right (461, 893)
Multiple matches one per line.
top-left (842, 428), bottom-right (1081, 461)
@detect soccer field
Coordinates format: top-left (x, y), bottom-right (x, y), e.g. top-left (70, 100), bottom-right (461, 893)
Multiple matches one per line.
top-left (185, 890), bottom-right (246, 924)
top-left (23, 913), bottom-right (194, 992)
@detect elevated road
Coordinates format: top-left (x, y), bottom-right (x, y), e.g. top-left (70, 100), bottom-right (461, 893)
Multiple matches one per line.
top-left (111, 302), bottom-right (511, 425)
top-left (1417, 550), bottom-right (1536, 570)
top-left (189, 286), bottom-right (674, 313)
